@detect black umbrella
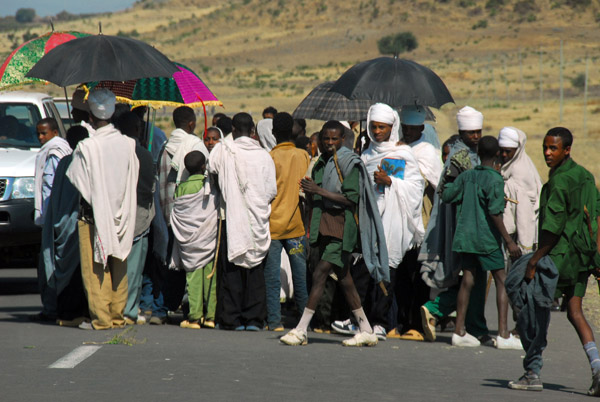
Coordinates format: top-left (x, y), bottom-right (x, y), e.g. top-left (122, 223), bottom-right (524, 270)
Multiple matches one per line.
top-left (329, 57), bottom-right (454, 109)
top-left (26, 34), bottom-right (178, 87)
top-left (293, 81), bottom-right (436, 122)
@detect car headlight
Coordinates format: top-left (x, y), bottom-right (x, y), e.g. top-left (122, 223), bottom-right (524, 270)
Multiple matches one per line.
top-left (11, 177), bottom-right (35, 199)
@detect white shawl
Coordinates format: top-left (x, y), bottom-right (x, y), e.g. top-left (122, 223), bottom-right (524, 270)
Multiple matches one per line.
top-left (66, 124), bottom-right (139, 265)
top-left (34, 136), bottom-right (71, 226)
top-left (207, 136), bottom-right (277, 268)
top-left (361, 105), bottom-right (425, 267)
top-left (165, 128), bottom-right (209, 184)
top-left (499, 127), bottom-right (542, 251)
top-left (410, 135), bottom-right (443, 190)
top-left (170, 179), bottom-right (219, 272)
top-left (256, 119), bottom-right (276, 151)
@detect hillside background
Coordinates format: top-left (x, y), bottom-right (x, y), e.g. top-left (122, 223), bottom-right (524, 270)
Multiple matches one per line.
top-left (1, 0), bottom-right (600, 178)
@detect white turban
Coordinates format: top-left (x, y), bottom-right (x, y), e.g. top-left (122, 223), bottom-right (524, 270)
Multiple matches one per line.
top-left (87, 88), bottom-right (116, 120)
top-left (498, 127), bottom-right (520, 148)
top-left (368, 103), bottom-right (396, 125)
top-left (456, 106), bottom-right (483, 131)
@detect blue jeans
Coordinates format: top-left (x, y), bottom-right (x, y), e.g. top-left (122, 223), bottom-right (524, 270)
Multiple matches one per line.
top-left (124, 235), bottom-right (148, 319)
top-left (264, 237), bottom-right (308, 328)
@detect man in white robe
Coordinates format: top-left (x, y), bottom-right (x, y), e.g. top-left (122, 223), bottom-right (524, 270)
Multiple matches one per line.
top-left (158, 106), bottom-right (209, 224)
top-left (207, 112), bottom-right (277, 330)
top-left (498, 127), bottom-right (542, 254)
top-left (66, 89), bottom-right (139, 330)
top-left (30, 118), bottom-right (71, 322)
top-left (359, 103), bottom-right (425, 340)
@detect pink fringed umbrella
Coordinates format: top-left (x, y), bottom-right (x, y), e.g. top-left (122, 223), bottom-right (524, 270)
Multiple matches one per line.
top-left (88, 61), bottom-right (222, 134)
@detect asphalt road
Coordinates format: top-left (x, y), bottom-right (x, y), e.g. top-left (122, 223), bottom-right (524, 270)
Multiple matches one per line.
top-left (0, 268), bottom-right (595, 402)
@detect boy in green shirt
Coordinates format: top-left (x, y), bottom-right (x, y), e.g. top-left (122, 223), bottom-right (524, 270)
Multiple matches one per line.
top-left (509, 127), bottom-right (600, 394)
top-left (171, 151), bottom-right (218, 329)
top-left (442, 136), bottom-right (522, 348)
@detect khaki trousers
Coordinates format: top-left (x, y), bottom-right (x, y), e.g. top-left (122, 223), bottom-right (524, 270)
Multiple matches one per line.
top-left (78, 221), bottom-right (128, 330)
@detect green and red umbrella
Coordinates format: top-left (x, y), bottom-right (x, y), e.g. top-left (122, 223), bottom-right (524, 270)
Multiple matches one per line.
top-left (87, 62), bottom-right (222, 109)
top-left (0, 30), bottom-right (91, 90)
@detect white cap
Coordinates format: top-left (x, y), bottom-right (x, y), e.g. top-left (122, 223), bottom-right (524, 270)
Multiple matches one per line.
top-left (87, 88), bottom-right (116, 120)
top-left (456, 106), bottom-right (483, 131)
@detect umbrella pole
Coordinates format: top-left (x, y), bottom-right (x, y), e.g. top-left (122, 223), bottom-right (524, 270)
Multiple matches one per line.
top-left (148, 108), bottom-right (156, 153)
top-left (63, 87), bottom-right (73, 129)
top-left (144, 106), bottom-right (150, 149)
top-left (196, 94), bottom-right (208, 137)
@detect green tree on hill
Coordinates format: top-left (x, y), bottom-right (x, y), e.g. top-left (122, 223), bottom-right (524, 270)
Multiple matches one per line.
top-left (377, 32), bottom-right (418, 57)
top-left (15, 8), bottom-right (36, 23)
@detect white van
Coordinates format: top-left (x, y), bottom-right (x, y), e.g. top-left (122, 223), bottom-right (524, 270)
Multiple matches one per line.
top-left (0, 91), bottom-right (66, 252)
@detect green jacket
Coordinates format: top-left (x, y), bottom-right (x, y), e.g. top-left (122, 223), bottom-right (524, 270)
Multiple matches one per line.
top-left (309, 156), bottom-right (359, 253)
top-left (539, 158), bottom-right (600, 286)
top-left (442, 165), bottom-right (505, 254)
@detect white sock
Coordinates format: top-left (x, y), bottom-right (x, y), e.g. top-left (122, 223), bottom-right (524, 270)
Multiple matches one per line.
top-left (296, 308), bottom-right (315, 333)
top-left (352, 308), bottom-right (372, 333)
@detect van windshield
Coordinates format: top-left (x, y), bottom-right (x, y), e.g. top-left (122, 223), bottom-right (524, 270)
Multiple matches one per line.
top-left (0, 103), bottom-right (42, 148)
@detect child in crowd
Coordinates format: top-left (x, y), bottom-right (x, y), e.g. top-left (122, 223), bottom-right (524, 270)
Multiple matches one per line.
top-left (441, 136), bottom-right (522, 348)
top-left (170, 151), bottom-right (219, 329)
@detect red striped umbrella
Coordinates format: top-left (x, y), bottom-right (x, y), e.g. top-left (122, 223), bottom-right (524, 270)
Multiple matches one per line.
top-left (0, 30), bottom-right (90, 90)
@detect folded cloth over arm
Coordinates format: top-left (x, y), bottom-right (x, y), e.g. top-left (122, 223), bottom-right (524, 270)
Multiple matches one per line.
top-left (505, 253), bottom-right (559, 375)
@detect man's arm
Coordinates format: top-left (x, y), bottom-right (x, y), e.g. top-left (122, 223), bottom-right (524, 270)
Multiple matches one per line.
top-left (525, 230), bottom-right (560, 281)
top-left (299, 177), bottom-right (355, 207)
top-left (440, 177), bottom-right (462, 204)
top-left (490, 214), bottom-right (522, 260)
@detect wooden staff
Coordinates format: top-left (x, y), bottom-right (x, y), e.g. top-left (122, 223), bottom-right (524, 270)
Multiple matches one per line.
top-left (207, 218), bottom-right (222, 279)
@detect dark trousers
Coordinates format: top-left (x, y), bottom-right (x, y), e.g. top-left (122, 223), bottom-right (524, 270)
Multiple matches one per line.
top-left (394, 248), bottom-right (430, 333)
top-left (57, 265), bottom-right (89, 320)
top-left (216, 223), bottom-right (267, 329)
top-left (518, 303), bottom-right (551, 375)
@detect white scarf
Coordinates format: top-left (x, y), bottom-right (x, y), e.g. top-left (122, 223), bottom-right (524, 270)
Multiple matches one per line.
top-left (165, 128), bottom-right (209, 184)
top-left (34, 136), bottom-right (71, 226)
top-left (170, 179), bottom-right (219, 272)
top-left (66, 124), bottom-right (139, 265)
top-left (256, 119), bottom-right (276, 151)
top-left (362, 104), bottom-right (425, 267)
top-left (207, 136), bottom-right (277, 268)
top-left (409, 135), bottom-right (443, 190)
top-left (499, 127), bottom-right (542, 251)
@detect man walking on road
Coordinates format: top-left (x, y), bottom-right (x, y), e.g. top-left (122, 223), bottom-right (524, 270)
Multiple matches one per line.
top-left (508, 127), bottom-right (600, 395)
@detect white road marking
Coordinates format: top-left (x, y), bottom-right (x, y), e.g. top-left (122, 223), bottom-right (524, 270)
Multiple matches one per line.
top-left (49, 346), bottom-right (102, 369)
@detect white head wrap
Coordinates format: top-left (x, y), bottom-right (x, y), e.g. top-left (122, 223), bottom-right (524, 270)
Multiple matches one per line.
top-left (498, 127), bottom-right (520, 148)
top-left (366, 103), bottom-right (400, 149)
top-left (87, 89), bottom-right (116, 120)
top-left (256, 118), bottom-right (276, 151)
top-left (456, 106), bottom-right (483, 131)
top-left (207, 126), bottom-right (224, 139)
top-left (340, 121), bottom-right (351, 130)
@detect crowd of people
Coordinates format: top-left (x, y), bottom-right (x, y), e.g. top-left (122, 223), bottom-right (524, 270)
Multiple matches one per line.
top-left (30, 87), bottom-right (600, 395)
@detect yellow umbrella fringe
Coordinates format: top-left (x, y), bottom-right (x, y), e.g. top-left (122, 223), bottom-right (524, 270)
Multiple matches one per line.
top-left (114, 96), bottom-right (223, 109)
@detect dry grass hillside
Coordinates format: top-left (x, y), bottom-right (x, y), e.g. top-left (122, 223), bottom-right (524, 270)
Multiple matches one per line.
top-left (1, 0), bottom-right (600, 178)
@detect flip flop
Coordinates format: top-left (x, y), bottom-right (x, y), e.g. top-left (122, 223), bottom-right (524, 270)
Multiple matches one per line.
top-left (398, 329), bottom-right (425, 341)
top-left (386, 328), bottom-right (403, 339)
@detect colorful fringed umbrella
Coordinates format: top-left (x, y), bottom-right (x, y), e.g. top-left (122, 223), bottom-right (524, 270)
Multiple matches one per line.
top-left (0, 30), bottom-right (91, 90)
top-left (88, 62), bottom-right (222, 109)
